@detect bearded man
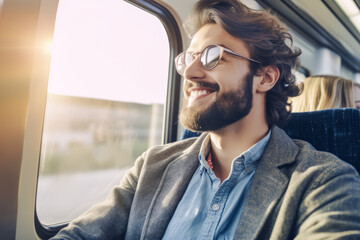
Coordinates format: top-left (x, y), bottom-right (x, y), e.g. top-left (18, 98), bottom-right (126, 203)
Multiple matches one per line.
top-left (53, 0), bottom-right (360, 239)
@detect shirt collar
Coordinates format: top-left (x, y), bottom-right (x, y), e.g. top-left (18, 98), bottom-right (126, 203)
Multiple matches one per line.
top-left (199, 134), bottom-right (212, 172)
top-left (198, 130), bottom-right (272, 172)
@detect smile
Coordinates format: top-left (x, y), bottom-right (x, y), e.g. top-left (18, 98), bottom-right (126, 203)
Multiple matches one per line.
top-left (187, 88), bottom-right (216, 106)
top-left (190, 90), bottom-right (211, 98)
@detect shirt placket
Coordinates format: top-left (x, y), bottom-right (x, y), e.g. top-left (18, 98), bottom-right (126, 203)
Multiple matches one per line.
top-left (198, 158), bottom-right (246, 240)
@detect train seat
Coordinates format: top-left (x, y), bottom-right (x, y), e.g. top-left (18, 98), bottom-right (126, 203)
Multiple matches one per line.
top-left (181, 108), bottom-right (360, 173)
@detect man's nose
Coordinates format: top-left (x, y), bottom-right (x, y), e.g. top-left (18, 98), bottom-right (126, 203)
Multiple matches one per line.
top-left (183, 55), bottom-right (206, 81)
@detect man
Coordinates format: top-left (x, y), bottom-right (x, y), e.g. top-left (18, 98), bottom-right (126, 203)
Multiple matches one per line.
top-left (53, 0), bottom-right (360, 239)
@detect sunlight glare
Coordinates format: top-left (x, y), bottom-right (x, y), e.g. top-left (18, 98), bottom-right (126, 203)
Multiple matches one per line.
top-left (47, 0), bottom-right (169, 105)
top-left (45, 41), bottom-right (53, 55)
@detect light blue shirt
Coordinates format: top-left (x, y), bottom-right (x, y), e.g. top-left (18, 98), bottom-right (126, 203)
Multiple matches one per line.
top-left (163, 131), bottom-right (271, 240)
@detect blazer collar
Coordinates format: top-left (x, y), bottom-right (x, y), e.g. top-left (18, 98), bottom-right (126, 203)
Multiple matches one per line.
top-left (141, 133), bottom-right (207, 239)
top-left (235, 126), bottom-right (300, 239)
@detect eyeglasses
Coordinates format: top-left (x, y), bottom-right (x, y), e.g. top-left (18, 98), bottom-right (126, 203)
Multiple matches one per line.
top-left (175, 45), bottom-right (261, 75)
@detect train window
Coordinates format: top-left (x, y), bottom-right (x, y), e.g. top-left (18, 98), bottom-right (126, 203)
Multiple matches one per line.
top-left (36, 0), bottom-right (169, 226)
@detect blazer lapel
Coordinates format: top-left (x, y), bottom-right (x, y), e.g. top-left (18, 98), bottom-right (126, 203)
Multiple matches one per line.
top-left (141, 134), bottom-right (207, 240)
top-left (235, 126), bottom-right (300, 240)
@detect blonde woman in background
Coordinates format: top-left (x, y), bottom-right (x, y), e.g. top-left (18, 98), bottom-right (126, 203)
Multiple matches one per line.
top-left (354, 82), bottom-right (360, 109)
top-left (291, 75), bottom-right (355, 112)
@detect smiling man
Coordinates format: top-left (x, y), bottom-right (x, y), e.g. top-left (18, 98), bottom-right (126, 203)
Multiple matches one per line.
top-left (53, 0), bottom-right (360, 239)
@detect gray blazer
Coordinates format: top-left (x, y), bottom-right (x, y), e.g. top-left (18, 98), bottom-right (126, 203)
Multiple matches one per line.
top-left (54, 126), bottom-right (360, 240)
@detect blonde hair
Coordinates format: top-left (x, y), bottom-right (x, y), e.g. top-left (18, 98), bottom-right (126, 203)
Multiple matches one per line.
top-left (291, 75), bottom-right (355, 112)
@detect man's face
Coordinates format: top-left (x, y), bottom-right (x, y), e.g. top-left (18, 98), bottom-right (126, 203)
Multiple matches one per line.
top-left (179, 24), bottom-right (255, 132)
top-left (355, 85), bottom-right (360, 110)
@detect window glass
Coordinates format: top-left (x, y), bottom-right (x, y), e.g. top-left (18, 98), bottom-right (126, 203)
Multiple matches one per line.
top-left (36, 0), bottom-right (169, 226)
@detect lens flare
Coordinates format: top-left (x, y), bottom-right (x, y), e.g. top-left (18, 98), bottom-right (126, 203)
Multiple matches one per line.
top-left (44, 41), bottom-right (53, 54)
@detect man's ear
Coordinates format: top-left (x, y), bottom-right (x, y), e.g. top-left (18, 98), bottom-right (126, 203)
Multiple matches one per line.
top-left (256, 65), bottom-right (280, 93)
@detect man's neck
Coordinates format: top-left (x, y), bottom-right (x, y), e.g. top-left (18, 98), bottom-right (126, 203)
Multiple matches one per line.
top-left (208, 114), bottom-right (269, 182)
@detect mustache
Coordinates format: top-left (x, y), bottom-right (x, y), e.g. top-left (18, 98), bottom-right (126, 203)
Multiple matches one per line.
top-left (184, 81), bottom-right (220, 91)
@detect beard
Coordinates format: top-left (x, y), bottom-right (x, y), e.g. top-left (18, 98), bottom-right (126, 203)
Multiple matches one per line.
top-left (179, 72), bottom-right (253, 132)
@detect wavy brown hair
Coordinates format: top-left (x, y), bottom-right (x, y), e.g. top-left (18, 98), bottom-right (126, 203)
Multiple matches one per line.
top-left (184, 0), bottom-right (302, 126)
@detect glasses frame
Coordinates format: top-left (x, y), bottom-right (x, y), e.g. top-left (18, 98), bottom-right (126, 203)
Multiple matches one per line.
top-left (175, 44), bottom-right (262, 75)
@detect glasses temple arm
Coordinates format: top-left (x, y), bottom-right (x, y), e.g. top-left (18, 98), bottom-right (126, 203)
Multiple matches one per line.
top-left (224, 48), bottom-right (262, 64)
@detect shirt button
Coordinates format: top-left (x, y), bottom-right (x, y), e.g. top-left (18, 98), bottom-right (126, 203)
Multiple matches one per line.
top-left (212, 203), bottom-right (220, 211)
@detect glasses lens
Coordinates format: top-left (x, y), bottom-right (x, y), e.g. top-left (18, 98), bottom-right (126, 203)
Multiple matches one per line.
top-left (201, 45), bottom-right (221, 69)
top-left (175, 52), bottom-right (194, 75)
top-left (175, 53), bottom-right (185, 74)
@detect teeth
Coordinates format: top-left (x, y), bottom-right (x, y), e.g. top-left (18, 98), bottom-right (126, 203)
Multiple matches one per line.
top-left (190, 90), bottom-right (208, 98)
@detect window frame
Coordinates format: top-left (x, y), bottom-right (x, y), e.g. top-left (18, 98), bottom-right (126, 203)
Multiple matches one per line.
top-left (34, 0), bottom-right (182, 238)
